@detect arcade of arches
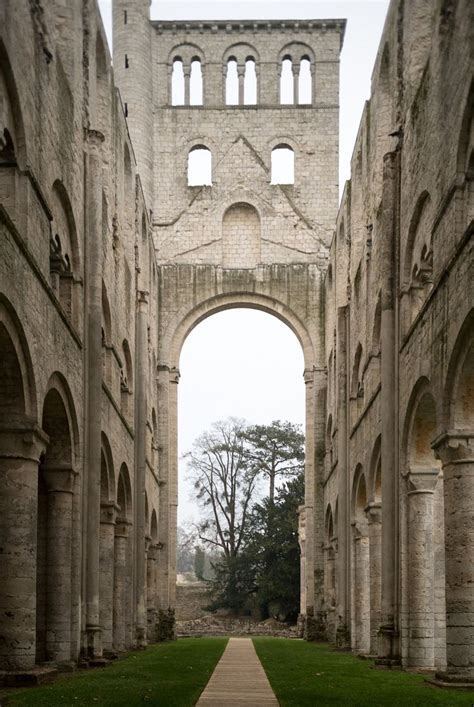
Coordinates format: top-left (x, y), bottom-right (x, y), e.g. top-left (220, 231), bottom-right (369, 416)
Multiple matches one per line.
top-left (0, 0), bottom-right (473, 687)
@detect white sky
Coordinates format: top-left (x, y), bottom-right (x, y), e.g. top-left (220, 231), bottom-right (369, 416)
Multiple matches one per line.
top-left (97, 0), bottom-right (389, 525)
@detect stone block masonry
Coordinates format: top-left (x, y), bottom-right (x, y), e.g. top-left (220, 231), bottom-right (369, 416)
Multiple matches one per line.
top-left (0, 0), bottom-right (473, 688)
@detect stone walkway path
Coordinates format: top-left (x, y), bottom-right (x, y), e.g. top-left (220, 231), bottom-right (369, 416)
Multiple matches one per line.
top-left (197, 637), bottom-right (279, 706)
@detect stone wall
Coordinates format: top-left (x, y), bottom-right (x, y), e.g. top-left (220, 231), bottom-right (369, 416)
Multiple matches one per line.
top-left (0, 0), bottom-right (161, 674)
top-left (323, 0), bottom-right (474, 680)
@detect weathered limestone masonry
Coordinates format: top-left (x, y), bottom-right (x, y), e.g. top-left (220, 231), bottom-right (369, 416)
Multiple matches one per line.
top-left (113, 2), bottom-right (344, 630)
top-left (324, 0), bottom-right (474, 684)
top-left (0, 0), bottom-right (162, 681)
top-left (0, 0), bottom-right (473, 688)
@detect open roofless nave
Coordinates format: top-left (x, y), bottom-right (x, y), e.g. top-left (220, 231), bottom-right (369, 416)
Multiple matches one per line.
top-left (0, 0), bottom-right (473, 690)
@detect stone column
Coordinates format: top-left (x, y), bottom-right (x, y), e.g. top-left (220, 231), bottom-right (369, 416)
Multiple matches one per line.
top-left (42, 465), bottom-right (75, 664)
top-left (0, 423), bottom-right (48, 671)
top-left (237, 64), bottom-right (245, 105)
top-left (433, 431), bottom-right (474, 683)
top-left (184, 68), bottom-right (191, 106)
top-left (85, 128), bottom-right (105, 658)
top-left (352, 523), bottom-right (370, 654)
top-left (146, 538), bottom-right (157, 642)
top-left (291, 65), bottom-right (297, 105)
top-left (298, 506), bottom-right (306, 616)
top-left (113, 520), bottom-right (129, 653)
top-left (366, 503), bottom-right (382, 656)
top-left (303, 367), bottom-right (316, 627)
top-left (336, 306), bottom-right (350, 646)
top-left (378, 151), bottom-right (400, 663)
top-left (135, 291), bottom-right (149, 648)
top-left (406, 468), bottom-right (438, 670)
top-left (99, 502), bottom-right (118, 654)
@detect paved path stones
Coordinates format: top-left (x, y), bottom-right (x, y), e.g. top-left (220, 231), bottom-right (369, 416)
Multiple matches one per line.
top-left (197, 637), bottom-right (279, 706)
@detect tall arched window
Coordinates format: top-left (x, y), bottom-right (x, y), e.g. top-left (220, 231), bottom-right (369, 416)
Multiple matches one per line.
top-left (188, 146), bottom-right (212, 186)
top-left (171, 58), bottom-right (185, 105)
top-left (190, 58), bottom-right (203, 105)
top-left (226, 58), bottom-right (239, 105)
top-left (271, 144), bottom-right (295, 185)
top-left (298, 57), bottom-right (312, 104)
top-left (244, 58), bottom-right (257, 105)
top-left (280, 57), bottom-right (294, 105)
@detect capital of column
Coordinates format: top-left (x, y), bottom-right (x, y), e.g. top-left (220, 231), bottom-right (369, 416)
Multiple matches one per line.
top-left (41, 464), bottom-right (76, 493)
top-left (407, 466), bottom-right (439, 494)
top-left (138, 290), bottom-right (149, 305)
top-left (365, 501), bottom-right (382, 524)
top-left (432, 429), bottom-right (474, 465)
top-left (170, 367), bottom-right (180, 385)
top-left (115, 519), bottom-right (131, 538)
top-left (100, 501), bottom-right (120, 525)
top-left (85, 128), bottom-right (105, 153)
top-left (0, 417), bottom-right (49, 462)
top-left (351, 520), bottom-right (368, 540)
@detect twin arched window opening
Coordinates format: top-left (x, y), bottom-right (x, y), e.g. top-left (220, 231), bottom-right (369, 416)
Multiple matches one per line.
top-left (225, 57), bottom-right (257, 106)
top-left (280, 56), bottom-right (312, 105)
top-left (172, 57), bottom-right (203, 106)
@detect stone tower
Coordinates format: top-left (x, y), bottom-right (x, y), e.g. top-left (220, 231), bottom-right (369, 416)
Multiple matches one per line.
top-left (113, 0), bottom-right (154, 204)
top-left (112, 8), bottom-right (346, 622)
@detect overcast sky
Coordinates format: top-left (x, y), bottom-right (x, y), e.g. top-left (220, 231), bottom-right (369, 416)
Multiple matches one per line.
top-left (97, 0), bottom-right (389, 525)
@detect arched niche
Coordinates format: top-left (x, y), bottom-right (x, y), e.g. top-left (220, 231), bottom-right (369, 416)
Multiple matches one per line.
top-left (222, 202), bottom-right (261, 269)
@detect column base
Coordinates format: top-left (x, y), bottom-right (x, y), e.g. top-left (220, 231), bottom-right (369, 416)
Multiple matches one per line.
top-left (335, 623), bottom-right (351, 650)
top-left (375, 623), bottom-right (400, 666)
top-left (0, 666), bottom-right (58, 687)
top-left (304, 611), bottom-right (327, 642)
top-left (156, 608), bottom-right (176, 642)
top-left (135, 627), bottom-right (147, 649)
top-left (427, 671), bottom-right (474, 689)
top-left (85, 625), bottom-right (103, 659)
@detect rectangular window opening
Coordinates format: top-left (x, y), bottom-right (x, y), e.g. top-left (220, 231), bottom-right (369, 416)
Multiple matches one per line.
top-left (124, 10), bottom-right (127, 24)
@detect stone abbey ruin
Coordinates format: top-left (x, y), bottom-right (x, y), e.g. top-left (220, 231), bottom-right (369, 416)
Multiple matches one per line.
top-left (0, 0), bottom-right (473, 686)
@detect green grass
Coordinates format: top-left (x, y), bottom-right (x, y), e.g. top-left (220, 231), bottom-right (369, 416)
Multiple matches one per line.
top-left (3, 638), bottom-right (227, 707)
top-left (253, 637), bottom-right (474, 706)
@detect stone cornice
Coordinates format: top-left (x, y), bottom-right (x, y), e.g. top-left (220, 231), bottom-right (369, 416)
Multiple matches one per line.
top-left (152, 19), bottom-right (346, 38)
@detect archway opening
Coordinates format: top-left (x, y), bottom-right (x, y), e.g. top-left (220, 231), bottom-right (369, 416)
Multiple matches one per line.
top-left (177, 307), bottom-right (306, 624)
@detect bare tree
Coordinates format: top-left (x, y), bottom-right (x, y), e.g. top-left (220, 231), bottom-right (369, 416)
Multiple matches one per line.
top-left (185, 418), bottom-right (259, 560)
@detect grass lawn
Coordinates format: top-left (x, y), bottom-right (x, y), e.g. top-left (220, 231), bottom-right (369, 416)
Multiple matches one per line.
top-left (2, 638), bottom-right (227, 707)
top-left (254, 637), bottom-right (474, 706)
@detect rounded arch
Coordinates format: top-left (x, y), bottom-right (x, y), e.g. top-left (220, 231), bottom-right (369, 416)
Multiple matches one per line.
top-left (403, 190), bottom-right (432, 284)
top-left (325, 503), bottom-right (334, 542)
top-left (403, 377), bottom-right (439, 466)
top-left (456, 78), bottom-right (474, 175)
top-left (368, 434), bottom-right (382, 502)
top-left (145, 491), bottom-right (149, 529)
top-left (351, 464), bottom-right (368, 520)
top-left (0, 294), bottom-right (36, 418)
top-left (42, 372), bottom-right (79, 468)
top-left (121, 339), bottom-right (133, 392)
top-left (351, 342), bottom-right (363, 397)
top-left (51, 179), bottom-right (80, 272)
top-left (117, 463), bottom-right (132, 522)
top-left (223, 42), bottom-right (260, 65)
top-left (443, 308), bottom-right (474, 429)
top-left (222, 202), bottom-right (261, 268)
top-left (278, 42), bottom-right (315, 64)
top-left (101, 281), bottom-right (112, 345)
top-left (150, 509), bottom-right (158, 542)
top-left (168, 42), bottom-right (206, 66)
top-left (0, 39), bottom-right (28, 166)
top-left (166, 293), bottom-right (315, 372)
top-left (101, 432), bottom-right (115, 503)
